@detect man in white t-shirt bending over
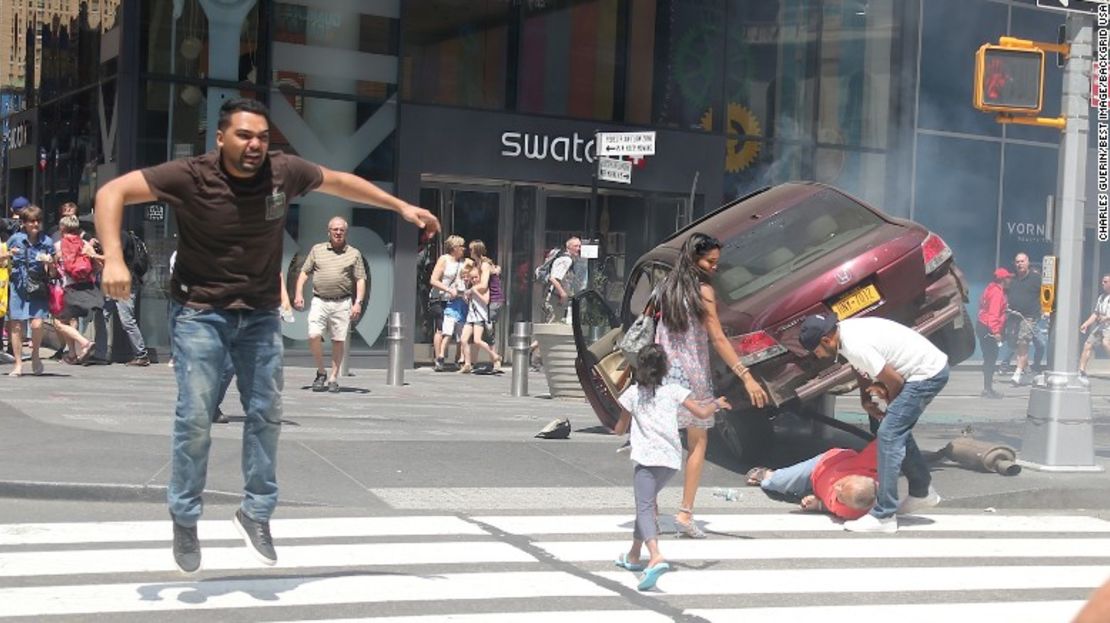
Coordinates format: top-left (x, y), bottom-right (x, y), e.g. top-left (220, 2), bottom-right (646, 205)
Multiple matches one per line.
top-left (799, 314), bottom-right (948, 533)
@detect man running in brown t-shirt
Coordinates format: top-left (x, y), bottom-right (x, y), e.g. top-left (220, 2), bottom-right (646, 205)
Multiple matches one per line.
top-left (294, 216), bottom-right (367, 393)
top-left (94, 98), bottom-right (439, 575)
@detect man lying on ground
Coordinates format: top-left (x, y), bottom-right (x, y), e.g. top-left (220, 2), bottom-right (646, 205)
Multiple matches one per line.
top-left (745, 441), bottom-right (878, 520)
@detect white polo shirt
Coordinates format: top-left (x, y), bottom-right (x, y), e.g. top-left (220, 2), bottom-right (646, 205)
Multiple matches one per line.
top-left (837, 317), bottom-right (948, 383)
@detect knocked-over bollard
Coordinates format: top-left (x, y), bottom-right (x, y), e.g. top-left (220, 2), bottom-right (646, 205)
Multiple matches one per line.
top-left (386, 311), bottom-right (405, 386)
top-left (510, 321), bottom-right (532, 397)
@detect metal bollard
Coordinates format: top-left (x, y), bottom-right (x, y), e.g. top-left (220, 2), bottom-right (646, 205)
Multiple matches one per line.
top-left (386, 311), bottom-right (405, 386)
top-left (510, 321), bottom-right (532, 397)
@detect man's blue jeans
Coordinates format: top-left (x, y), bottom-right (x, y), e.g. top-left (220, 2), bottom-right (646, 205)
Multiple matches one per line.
top-left (760, 455), bottom-right (820, 501)
top-left (872, 365), bottom-right (949, 519)
top-left (167, 301), bottom-right (284, 527)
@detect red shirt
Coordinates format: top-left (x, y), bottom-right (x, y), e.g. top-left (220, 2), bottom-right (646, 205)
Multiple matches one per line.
top-left (978, 281), bottom-right (1008, 335)
top-left (811, 441), bottom-right (878, 520)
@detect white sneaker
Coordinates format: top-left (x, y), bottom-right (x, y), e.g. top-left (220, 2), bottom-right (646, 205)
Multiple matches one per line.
top-left (843, 514), bottom-right (897, 533)
top-left (1010, 370), bottom-right (1023, 386)
top-left (898, 486), bottom-right (941, 515)
top-left (1078, 373), bottom-right (1090, 387)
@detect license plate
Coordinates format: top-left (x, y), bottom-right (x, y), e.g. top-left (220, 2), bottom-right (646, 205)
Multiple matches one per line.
top-left (831, 284), bottom-right (881, 319)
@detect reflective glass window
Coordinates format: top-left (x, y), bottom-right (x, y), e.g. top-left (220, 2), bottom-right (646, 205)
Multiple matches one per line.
top-left (401, 0), bottom-right (508, 110)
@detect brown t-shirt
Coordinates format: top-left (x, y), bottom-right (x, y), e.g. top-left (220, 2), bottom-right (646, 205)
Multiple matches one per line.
top-left (142, 151), bottom-right (323, 309)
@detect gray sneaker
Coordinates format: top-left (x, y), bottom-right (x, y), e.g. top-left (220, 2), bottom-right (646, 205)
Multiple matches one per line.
top-left (172, 519), bottom-right (201, 574)
top-left (328, 380), bottom-right (340, 393)
top-left (233, 509), bottom-right (276, 565)
top-left (311, 370), bottom-right (327, 392)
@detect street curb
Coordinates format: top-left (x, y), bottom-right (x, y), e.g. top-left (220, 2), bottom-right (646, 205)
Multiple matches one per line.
top-left (0, 480), bottom-right (329, 507)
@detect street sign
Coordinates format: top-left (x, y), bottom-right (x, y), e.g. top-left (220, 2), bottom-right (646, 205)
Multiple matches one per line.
top-left (597, 156), bottom-right (632, 184)
top-left (1036, 0), bottom-right (1109, 14)
top-left (596, 131), bottom-right (656, 157)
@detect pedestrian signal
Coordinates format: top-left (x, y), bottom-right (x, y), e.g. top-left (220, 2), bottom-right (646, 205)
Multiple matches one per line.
top-left (974, 44), bottom-right (1045, 114)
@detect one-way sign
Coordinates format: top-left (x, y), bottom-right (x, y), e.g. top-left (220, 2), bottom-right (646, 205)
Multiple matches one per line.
top-left (1037, 0), bottom-right (1109, 14)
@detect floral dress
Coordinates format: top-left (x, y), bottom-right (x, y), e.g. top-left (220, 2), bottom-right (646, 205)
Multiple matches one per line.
top-left (655, 311), bottom-right (713, 430)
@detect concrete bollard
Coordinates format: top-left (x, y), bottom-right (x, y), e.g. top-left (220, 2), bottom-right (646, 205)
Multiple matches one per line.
top-left (510, 321), bottom-right (532, 397)
top-left (386, 311), bottom-right (405, 386)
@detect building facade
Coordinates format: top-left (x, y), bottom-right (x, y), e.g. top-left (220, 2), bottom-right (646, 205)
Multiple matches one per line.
top-left (0, 0), bottom-right (1104, 364)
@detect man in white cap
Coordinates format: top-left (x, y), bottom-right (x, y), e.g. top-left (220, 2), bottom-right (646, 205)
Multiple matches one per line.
top-left (798, 313), bottom-right (947, 533)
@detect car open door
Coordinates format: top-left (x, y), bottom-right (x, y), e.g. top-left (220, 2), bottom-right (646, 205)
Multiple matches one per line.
top-left (571, 290), bottom-right (626, 430)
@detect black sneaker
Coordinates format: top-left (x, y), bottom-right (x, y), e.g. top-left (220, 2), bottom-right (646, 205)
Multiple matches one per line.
top-left (233, 509), bottom-right (277, 566)
top-left (213, 408), bottom-right (229, 424)
top-left (127, 356), bottom-right (151, 367)
top-left (328, 380), bottom-right (340, 393)
top-left (172, 519), bottom-right (201, 574)
top-left (311, 370), bottom-right (327, 392)
top-left (434, 357), bottom-right (445, 372)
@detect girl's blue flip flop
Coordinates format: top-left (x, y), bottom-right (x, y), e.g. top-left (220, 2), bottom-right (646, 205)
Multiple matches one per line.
top-left (614, 553), bottom-right (645, 571)
top-left (637, 562), bottom-right (672, 590)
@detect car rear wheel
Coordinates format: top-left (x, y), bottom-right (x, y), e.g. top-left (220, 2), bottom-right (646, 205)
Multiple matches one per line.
top-left (930, 308), bottom-right (976, 365)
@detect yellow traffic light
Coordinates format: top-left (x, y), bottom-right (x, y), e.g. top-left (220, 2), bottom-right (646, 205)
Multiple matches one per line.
top-left (974, 44), bottom-right (1045, 114)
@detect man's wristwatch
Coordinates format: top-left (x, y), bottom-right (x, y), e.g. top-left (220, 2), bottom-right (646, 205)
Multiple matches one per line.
top-left (354, 300), bottom-right (363, 306)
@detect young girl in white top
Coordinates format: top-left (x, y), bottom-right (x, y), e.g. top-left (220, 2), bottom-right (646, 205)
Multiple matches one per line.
top-left (612, 343), bottom-right (730, 591)
top-left (458, 265), bottom-right (502, 373)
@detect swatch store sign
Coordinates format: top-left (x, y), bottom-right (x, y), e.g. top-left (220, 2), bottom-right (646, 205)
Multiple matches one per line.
top-left (500, 131), bottom-right (598, 165)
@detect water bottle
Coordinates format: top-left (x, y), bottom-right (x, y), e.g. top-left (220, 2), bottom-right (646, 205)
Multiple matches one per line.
top-left (712, 487), bottom-right (739, 502)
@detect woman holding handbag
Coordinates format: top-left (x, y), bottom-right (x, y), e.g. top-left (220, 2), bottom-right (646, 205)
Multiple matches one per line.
top-left (655, 232), bottom-right (768, 538)
top-left (4, 205), bottom-right (55, 376)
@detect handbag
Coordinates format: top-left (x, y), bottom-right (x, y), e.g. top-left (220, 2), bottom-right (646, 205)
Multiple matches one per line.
top-left (48, 282), bottom-right (65, 316)
top-left (22, 265), bottom-right (49, 300)
top-left (618, 292), bottom-right (659, 366)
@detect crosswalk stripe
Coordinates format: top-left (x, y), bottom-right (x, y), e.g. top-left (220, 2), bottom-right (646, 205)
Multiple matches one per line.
top-left (693, 601), bottom-right (1092, 623)
top-left (476, 513), bottom-right (1110, 535)
top-left (0, 516), bottom-right (484, 546)
top-left (686, 601), bottom-right (1089, 623)
top-left (537, 537), bottom-right (1110, 562)
top-left (271, 613), bottom-right (671, 623)
top-left (596, 565), bottom-right (1108, 595)
top-left (0, 541), bottom-right (533, 577)
top-left (265, 602), bottom-right (1089, 623)
top-left (0, 571), bottom-right (613, 618)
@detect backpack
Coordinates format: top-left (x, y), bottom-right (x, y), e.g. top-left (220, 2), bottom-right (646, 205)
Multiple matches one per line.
top-left (60, 234), bottom-right (94, 282)
top-left (533, 248), bottom-right (569, 287)
top-left (124, 230), bottom-right (150, 279)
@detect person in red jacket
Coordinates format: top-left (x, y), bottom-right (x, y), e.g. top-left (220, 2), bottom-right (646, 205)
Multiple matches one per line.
top-left (745, 441), bottom-right (879, 521)
top-left (978, 267), bottom-right (1013, 399)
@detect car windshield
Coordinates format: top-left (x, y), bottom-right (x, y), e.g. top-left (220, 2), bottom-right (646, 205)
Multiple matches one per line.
top-left (716, 190), bottom-right (886, 303)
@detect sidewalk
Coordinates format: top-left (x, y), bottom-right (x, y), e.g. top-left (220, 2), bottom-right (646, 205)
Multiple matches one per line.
top-left (0, 360), bottom-right (1106, 511)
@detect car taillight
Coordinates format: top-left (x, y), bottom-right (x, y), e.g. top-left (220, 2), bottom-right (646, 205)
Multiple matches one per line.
top-left (732, 330), bottom-right (788, 367)
top-left (921, 232), bottom-right (952, 275)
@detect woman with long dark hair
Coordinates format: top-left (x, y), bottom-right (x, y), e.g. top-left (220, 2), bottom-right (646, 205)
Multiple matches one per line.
top-left (656, 232), bottom-right (768, 538)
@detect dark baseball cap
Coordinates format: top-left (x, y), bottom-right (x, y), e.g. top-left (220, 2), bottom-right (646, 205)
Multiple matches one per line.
top-left (10, 196), bottom-right (29, 211)
top-left (799, 314), bottom-right (839, 351)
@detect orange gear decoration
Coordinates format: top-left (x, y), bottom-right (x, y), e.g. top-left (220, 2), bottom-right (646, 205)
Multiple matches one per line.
top-left (725, 103), bottom-right (762, 173)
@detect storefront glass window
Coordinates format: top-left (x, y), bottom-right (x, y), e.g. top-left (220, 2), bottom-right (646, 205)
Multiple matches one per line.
top-left (650, 0), bottom-right (725, 132)
top-left (143, 1), bottom-right (261, 85)
top-left (400, 0), bottom-right (508, 110)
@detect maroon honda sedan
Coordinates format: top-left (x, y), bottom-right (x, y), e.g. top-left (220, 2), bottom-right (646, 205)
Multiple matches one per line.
top-left (571, 182), bottom-right (974, 461)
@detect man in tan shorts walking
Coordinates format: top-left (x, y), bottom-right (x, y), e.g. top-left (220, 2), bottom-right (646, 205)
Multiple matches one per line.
top-left (294, 216), bottom-right (367, 393)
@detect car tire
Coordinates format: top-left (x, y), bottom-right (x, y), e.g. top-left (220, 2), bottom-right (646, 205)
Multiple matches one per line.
top-left (930, 308), bottom-right (976, 365)
top-left (713, 409), bottom-right (775, 464)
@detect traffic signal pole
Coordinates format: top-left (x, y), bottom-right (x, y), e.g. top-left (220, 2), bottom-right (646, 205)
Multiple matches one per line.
top-left (1019, 13), bottom-right (1102, 472)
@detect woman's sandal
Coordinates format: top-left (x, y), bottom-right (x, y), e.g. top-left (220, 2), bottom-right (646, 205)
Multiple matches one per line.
top-left (614, 553), bottom-right (645, 571)
top-left (745, 466), bottom-right (771, 486)
top-left (674, 508), bottom-right (706, 539)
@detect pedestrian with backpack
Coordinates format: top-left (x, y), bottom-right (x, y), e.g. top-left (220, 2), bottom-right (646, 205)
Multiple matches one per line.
top-left (93, 229), bottom-right (151, 366)
top-left (538, 236), bottom-right (581, 324)
top-left (52, 215), bottom-right (101, 363)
